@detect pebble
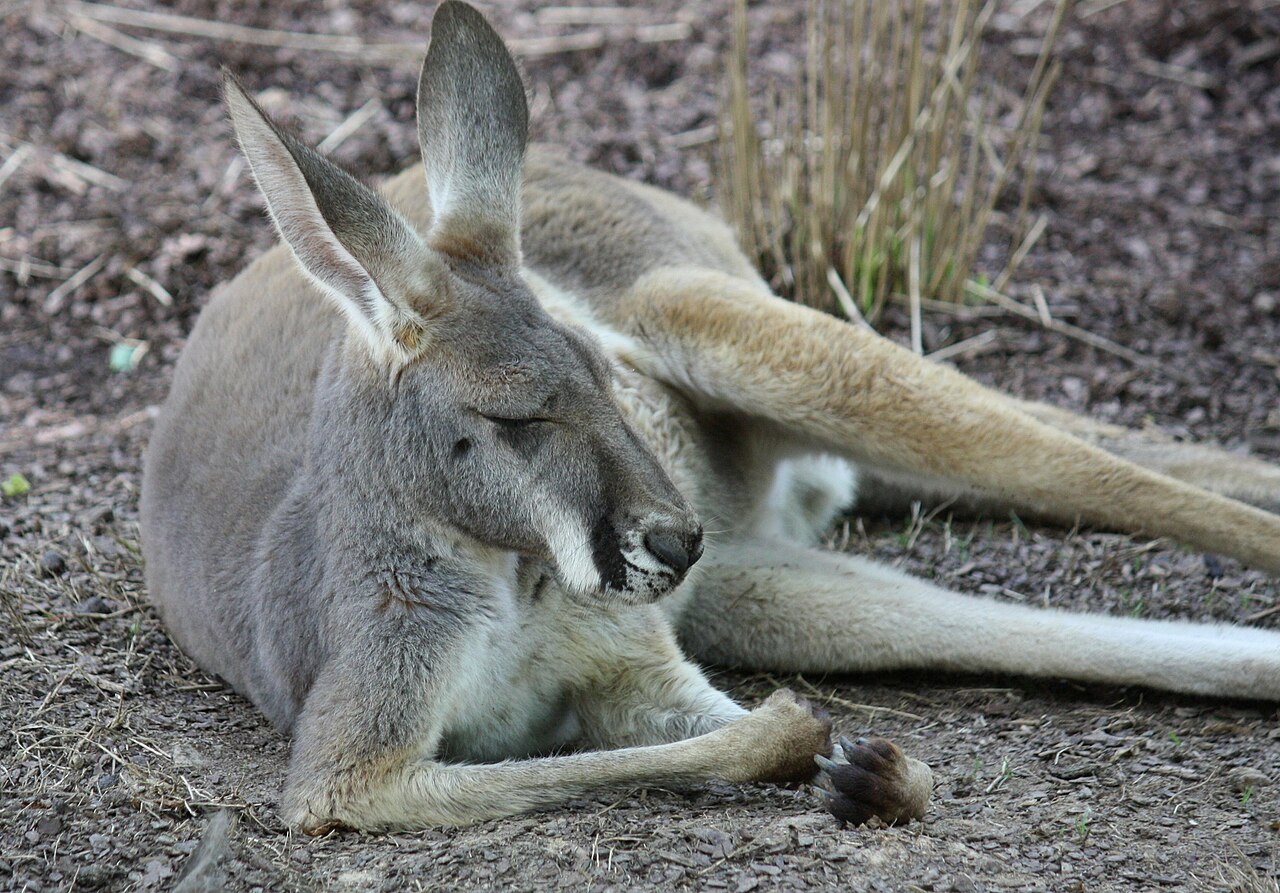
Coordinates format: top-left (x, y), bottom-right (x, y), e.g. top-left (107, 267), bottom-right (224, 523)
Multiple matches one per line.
top-left (34, 815), bottom-right (62, 837)
top-left (1202, 554), bottom-right (1224, 579)
top-left (40, 550), bottom-right (67, 576)
top-left (82, 506), bottom-right (115, 531)
top-left (1227, 767), bottom-right (1270, 792)
top-left (76, 596), bottom-right (110, 615)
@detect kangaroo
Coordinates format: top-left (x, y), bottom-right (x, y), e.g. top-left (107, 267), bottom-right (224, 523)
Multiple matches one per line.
top-left (140, 1), bottom-right (1280, 834)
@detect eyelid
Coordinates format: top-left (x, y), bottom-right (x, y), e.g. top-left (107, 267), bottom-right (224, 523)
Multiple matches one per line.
top-left (484, 414), bottom-right (543, 428)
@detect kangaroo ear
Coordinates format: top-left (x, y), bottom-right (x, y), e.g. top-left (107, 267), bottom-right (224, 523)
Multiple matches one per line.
top-left (223, 71), bottom-right (444, 357)
top-left (416, 1), bottom-right (528, 267)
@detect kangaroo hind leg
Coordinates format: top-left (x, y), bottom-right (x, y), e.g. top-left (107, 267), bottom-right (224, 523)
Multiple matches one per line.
top-left (860, 399), bottom-right (1280, 519)
top-left (675, 539), bottom-right (1280, 702)
top-left (1018, 399), bottom-right (1280, 514)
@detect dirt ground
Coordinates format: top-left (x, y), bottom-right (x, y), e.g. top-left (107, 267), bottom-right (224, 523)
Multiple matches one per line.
top-left (3, 1), bottom-right (1279, 890)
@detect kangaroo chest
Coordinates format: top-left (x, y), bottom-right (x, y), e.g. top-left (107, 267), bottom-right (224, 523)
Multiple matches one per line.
top-left (431, 562), bottom-right (583, 763)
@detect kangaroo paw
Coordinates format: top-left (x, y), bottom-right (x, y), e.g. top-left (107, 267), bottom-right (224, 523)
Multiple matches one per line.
top-left (740, 689), bottom-right (834, 784)
top-left (814, 735), bottom-right (933, 827)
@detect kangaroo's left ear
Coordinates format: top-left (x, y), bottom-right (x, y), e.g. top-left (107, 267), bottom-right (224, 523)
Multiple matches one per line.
top-left (416, 0), bottom-right (529, 267)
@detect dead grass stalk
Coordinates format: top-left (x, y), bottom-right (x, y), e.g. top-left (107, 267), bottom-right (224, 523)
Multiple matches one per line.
top-left (718, 0), bottom-right (1066, 326)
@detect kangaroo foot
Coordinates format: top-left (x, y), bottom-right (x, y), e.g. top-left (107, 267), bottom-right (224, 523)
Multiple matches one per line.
top-left (815, 735), bottom-right (933, 826)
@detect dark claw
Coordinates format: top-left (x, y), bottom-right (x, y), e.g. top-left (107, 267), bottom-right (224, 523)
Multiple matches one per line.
top-left (814, 735), bottom-right (916, 828)
top-left (817, 787), bottom-right (877, 828)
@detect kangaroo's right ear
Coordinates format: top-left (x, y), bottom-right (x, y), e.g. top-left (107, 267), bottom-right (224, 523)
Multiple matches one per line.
top-left (223, 71), bottom-right (446, 360)
top-left (416, 1), bottom-right (529, 267)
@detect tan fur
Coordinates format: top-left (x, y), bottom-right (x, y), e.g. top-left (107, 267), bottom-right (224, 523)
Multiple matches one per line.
top-left (143, 3), bottom-right (1279, 835)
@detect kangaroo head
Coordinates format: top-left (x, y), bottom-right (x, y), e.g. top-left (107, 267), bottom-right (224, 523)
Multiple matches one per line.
top-left (223, 1), bottom-right (701, 605)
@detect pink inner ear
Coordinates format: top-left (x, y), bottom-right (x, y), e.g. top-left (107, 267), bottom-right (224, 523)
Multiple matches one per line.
top-left (275, 196), bottom-right (376, 305)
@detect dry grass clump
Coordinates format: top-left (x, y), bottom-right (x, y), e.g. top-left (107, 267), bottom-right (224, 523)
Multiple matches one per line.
top-left (718, 0), bottom-right (1066, 337)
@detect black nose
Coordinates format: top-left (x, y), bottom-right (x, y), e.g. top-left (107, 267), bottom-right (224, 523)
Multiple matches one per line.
top-left (644, 526), bottom-right (703, 574)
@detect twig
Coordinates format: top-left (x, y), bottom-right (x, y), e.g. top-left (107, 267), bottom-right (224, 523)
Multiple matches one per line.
top-left (66, 12), bottom-right (179, 71)
top-left (50, 151), bottom-right (127, 192)
top-left (1245, 604), bottom-right (1280, 623)
top-left (1133, 57), bottom-right (1218, 91)
top-left (0, 129), bottom-right (129, 194)
top-left (614, 22), bottom-right (691, 44)
top-left (537, 7), bottom-right (663, 26)
top-left (964, 280), bottom-right (1195, 384)
top-left (914, 294), bottom-right (1008, 318)
top-left (1030, 283), bottom-right (1053, 326)
top-left (664, 124), bottom-right (718, 149)
top-left (65, 1), bottom-right (421, 61)
top-left (1077, 0), bottom-right (1131, 18)
top-left (1235, 39), bottom-right (1280, 71)
top-left (42, 253), bottom-right (108, 314)
top-left (827, 267), bottom-right (874, 331)
top-left (793, 676), bottom-right (925, 721)
top-left (0, 255), bottom-right (72, 279)
top-left (317, 99), bottom-right (381, 154)
top-left (994, 213), bottom-right (1048, 294)
top-left (0, 406), bottom-right (158, 456)
top-left (0, 144), bottom-right (33, 193)
top-left (908, 230), bottom-right (924, 355)
top-left (64, 1), bottom-right (690, 65)
top-left (0, 132), bottom-right (129, 194)
top-left (126, 266), bottom-right (172, 306)
top-left (928, 329), bottom-right (999, 363)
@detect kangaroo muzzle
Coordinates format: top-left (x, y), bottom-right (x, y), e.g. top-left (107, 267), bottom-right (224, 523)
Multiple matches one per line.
top-left (587, 511), bottom-right (703, 604)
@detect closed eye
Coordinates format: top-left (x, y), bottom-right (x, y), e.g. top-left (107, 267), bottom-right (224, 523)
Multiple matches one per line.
top-left (484, 415), bottom-right (544, 429)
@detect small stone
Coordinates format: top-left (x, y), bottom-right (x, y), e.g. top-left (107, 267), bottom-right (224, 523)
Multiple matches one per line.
top-left (1227, 767), bottom-right (1270, 792)
top-left (1203, 554), bottom-right (1224, 579)
top-left (82, 506), bottom-right (115, 531)
top-left (40, 550), bottom-right (67, 576)
top-left (1148, 284), bottom-right (1182, 323)
top-left (1253, 292), bottom-right (1277, 315)
top-left (74, 866), bottom-right (114, 890)
top-left (77, 596), bottom-right (110, 615)
top-left (33, 815), bottom-right (62, 837)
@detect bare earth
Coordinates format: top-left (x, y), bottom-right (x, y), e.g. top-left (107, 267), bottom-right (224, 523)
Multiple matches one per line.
top-left (2, 2), bottom-right (1278, 891)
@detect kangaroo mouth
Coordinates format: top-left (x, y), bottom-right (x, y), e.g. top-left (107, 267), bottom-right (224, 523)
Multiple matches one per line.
top-left (555, 567), bottom-right (682, 608)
